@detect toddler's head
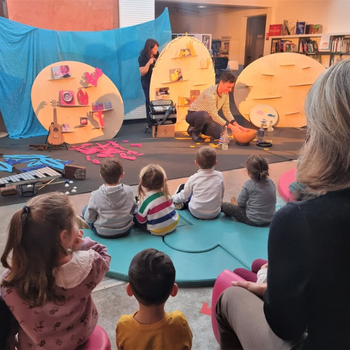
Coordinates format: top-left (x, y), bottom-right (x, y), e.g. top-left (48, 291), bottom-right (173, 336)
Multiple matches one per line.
top-left (128, 248), bottom-right (176, 306)
top-left (1, 192), bottom-right (76, 307)
top-left (196, 146), bottom-right (217, 169)
top-left (100, 159), bottom-right (123, 185)
top-left (138, 164), bottom-right (170, 199)
top-left (246, 155), bottom-right (269, 181)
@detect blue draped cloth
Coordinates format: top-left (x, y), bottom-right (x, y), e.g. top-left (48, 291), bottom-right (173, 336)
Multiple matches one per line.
top-left (0, 9), bottom-right (171, 138)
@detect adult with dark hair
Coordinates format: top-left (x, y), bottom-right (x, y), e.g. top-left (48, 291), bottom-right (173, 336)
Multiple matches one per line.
top-left (138, 38), bottom-right (159, 128)
top-left (215, 59), bottom-right (350, 349)
top-left (116, 248), bottom-right (192, 349)
top-left (186, 71), bottom-right (249, 142)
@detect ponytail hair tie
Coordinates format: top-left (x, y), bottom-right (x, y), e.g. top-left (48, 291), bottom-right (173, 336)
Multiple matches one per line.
top-left (22, 205), bottom-right (30, 214)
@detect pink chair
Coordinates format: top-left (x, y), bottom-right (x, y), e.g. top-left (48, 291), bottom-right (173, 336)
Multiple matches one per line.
top-left (211, 270), bottom-right (246, 344)
top-left (77, 325), bottom-right (111, 350)
top-left (278, 168), bottom-right (297, 202)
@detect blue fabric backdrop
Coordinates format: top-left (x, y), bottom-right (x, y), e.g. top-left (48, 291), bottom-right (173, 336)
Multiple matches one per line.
top-left (0, 9), bottom-right (171, 139)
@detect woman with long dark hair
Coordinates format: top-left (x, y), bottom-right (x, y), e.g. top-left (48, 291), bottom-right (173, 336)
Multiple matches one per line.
top-left (138, 38), bottom-right (159, 129)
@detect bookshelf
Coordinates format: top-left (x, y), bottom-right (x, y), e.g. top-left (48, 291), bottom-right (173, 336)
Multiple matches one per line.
top-left (269, 33), bottom-right (350, 67)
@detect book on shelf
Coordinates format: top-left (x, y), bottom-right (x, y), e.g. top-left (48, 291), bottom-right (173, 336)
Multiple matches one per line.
top-left (169, 68), bottom-right (183, 82)
top-left (178, 96), bottom-right (191, 107)
top-left (284, 19), bottom-right (298, 35)
top-left (319, 34), bottom-right (331, 51)
top-left (299, 39), bottom-right (318, 54)
top-left (296, 22), bottom-right (306, 35)
top-left (271, 39), bottom-right (297, 53)
top-left (312, 24), bottom-right (323, 34)
top-left (305, 24), bottom-right (312, 34)
top-left (104, 101), bottom-right (112, 110)
top-left (92, 102), bottom-right (104, 111)
top-left (269, 24), bottom-right (283, 36)
top-left (51, 65), bottom-right (71, 79)
top-left (330, 37), bottom-right (349, 53)
top-left (190, 90), bottom-right (200, 103)
top-left (155, 87), bottom-right (170, 100)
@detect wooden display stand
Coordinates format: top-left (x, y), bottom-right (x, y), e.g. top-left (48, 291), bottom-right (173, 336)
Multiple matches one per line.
top-left (150, 35), bottom-right (215, 132)
top-left (152, 124), bottom-right (175, 138)
top-left (31, 61), bottom-right (124, 144)
top-left (234, 53), bottom-right (325, 127)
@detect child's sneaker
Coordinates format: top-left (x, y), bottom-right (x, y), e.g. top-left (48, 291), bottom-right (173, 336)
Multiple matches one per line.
top-left (174, 183), bottom-right (185, 195)
top-left (174, 202), bottom-right (184, 210)
top-left (76, 215), bottom-right (90, 229)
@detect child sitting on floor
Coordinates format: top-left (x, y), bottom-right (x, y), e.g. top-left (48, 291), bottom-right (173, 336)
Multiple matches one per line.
top-left (83, 158), bottom-right (136, 238)
top-left (135, 164), bottom-right (179, 236)
top-left (172, 146), bottom-right (224, 219)
top-left (0, 192), bottom-right (111, 349)
top-left (222, 155), bottom-right (276, 226)
top-left (116, 248), bottom-right (193, 349)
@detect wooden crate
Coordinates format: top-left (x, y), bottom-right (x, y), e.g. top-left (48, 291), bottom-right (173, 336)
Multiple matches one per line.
top-left (64, 165), bottom-right (86, 180)
top-left (152, 124), bottom-right (175, 138)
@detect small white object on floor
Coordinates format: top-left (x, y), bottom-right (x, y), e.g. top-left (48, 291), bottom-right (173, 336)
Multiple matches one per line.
top-left (73, 186), bottom-right (77, 189)
top-left (69, 180), bottom-right (73, 184)
top-left (65, 191), bottom-right (70, 195)
top-left (65, 183), bottom-right (69, 187)
top-left (71, 189), bottom-right (77, 193)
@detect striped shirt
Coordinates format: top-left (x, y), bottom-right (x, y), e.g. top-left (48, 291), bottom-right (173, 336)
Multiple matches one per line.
top-left (136, 191), bottom-right (179, 236)
top-left (188, 84), bottom-right (235, 126)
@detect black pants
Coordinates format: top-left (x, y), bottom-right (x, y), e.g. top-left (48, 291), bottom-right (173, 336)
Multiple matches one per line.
top-left (141, 79), bottom-right (153, 127)
top-left (186, 110), bottom-right (224, 139)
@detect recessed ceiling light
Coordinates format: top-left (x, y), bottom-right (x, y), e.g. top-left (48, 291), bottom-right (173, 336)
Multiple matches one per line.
top-left (198, 5), bottom-right (207, 9)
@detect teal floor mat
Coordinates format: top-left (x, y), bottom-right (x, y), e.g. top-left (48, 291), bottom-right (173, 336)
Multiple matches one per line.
top-left (82, 208), bottom-right (285, 287)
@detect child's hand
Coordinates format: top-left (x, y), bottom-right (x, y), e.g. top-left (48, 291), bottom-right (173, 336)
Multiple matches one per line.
top-left (72, 230), bottom-right (84, 251)
top-left (260, 263), bottom-right (268, 270)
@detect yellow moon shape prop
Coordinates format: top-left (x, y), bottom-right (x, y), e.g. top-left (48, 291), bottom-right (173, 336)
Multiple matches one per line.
top-left (234, 53), bottom-right (325, 127)
top-left (150, 35), bottom-right (215, 131)
top-left (31, 61), bottom-right (124, 144)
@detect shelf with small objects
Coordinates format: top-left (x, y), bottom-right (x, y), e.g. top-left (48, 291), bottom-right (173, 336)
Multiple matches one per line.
top-left (269, 33), bottom-right (350, 67)
top-left (31, 61), bottom-right (124, 143)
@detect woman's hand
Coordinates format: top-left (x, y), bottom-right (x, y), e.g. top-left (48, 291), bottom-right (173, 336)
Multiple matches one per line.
top-left (231, 280), bottom-right (267, 298)
top-left (148, 57), bottom-right (156, 65)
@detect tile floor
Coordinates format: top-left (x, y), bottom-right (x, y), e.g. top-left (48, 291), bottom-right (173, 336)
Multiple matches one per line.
top-left (0, 159), bottom-right (297, 350)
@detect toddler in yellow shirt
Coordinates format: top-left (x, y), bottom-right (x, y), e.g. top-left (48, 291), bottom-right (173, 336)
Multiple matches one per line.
top-left (116, 248), bottom-right (193, 350)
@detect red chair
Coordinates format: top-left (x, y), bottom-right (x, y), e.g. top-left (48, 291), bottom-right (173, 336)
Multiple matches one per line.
top-left (77, 325), bottom-right (111, 350)
top-left (211, 270), bottom-right (246, 344)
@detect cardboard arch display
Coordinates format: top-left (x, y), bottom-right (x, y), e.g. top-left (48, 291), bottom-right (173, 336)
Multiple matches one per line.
top-left (234, 53), bottom-right (325, 128)
top-left (31, 61), bottom-right (124, 144)
top-left (150, 35), bottom-right (215, 131)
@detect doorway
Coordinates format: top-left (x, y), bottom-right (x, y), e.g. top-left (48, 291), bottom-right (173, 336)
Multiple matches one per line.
top-left (244, 15), bottom-right (266, 67)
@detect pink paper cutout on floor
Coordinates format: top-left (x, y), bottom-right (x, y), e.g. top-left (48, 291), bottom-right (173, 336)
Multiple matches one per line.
top-left (71, 141), bottom-right (144, 164)
top-left (130, 143), bottom-right (142, 147)
top-left (122, 140), bottom-right (129, 143)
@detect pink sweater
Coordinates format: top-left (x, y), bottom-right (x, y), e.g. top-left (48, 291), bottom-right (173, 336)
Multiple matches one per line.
top-left (0, 237), bottom-right (111, 350)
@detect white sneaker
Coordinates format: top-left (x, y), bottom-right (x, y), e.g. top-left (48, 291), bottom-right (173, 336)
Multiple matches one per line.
top-left (174, 202), bottom-right (184, 210)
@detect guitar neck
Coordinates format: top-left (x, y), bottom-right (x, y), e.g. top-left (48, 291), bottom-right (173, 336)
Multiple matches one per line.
top-left (53, 107), bottom-right (58, 126)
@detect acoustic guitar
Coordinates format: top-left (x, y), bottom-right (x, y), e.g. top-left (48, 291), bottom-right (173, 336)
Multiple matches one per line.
top-left (48, 100), bottom-right (64, 145)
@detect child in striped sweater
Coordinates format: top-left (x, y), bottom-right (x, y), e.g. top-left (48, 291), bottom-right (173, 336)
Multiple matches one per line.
top-left (135, 164), bottom-right (179, 236)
